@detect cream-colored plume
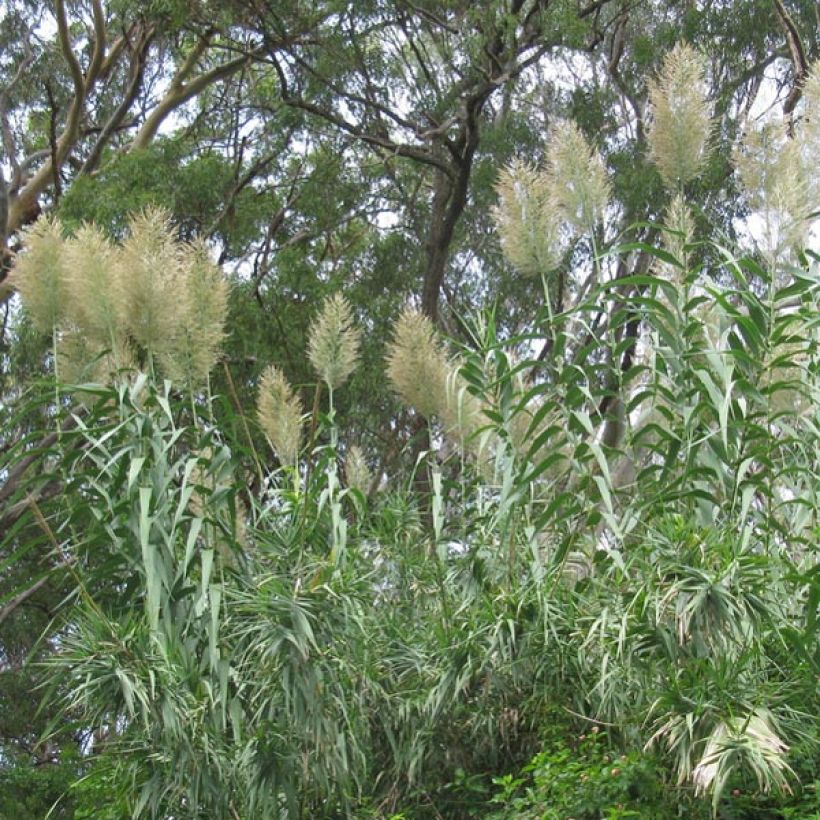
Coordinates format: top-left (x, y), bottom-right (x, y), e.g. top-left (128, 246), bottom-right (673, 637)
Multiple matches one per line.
top-left (385, 308), bottom-right (449, 419)
top-left (734, 122), bottom-right (809, 262)
top-left (386, 308), bottom-right (485, 451)
top-left (344, 444), bottom-right (372, 495)
top-left (647, 44), bottom-right (713, 189)
top-left (547, 120), bottom-right (611, 233)
top-left (115, 208), bottom-right (182, 358)
top-left (307, 293), bottom-right (361, 389)
top-left (160, 240), bottom-right (229, 390)
top-left (796, 61), bottom-right (820, 206)
top-left (257, 365), bottom-right (304, 467)
top-left (493, 160), bottom-right (562, 277)
top-left (64, 224), bottom-right (129, 364)
top-left (8, 216), bottom-right (68, 335)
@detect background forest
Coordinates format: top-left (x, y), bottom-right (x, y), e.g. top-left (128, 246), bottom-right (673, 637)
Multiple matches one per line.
top-left (0, 0), bottom-right (818, 817)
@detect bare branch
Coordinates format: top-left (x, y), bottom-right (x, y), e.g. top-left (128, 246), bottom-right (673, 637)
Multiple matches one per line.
top-left (55, 0), bottom-right (85, 99)
top-left (85, 0), bottom-right (108, 87)
top-left (773, 0), bottom-right (809, 134)
top-left (81, 26), bottom-right (155, 175)
top-left (130, 49), bottom-right (253, 151)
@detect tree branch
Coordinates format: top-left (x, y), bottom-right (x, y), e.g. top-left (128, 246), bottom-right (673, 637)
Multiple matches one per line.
top-left (129, 50), bottom-right (253, 151)
top-left (773, 0), bottom-right (809, 134)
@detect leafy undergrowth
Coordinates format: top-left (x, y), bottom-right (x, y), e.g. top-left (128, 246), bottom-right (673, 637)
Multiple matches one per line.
top-left (476, 727), bottom-right (820, 820)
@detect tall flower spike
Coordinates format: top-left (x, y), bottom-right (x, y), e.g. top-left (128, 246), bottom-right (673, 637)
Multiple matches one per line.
top-left (115, 208), bottom-right (182, 359)
top-left (344, 445), bottom-right (372, 495)
top-left (385, 308), bottom-right (449, 419)
top-left (9, 216), bottom-right (68, 335)
top-left (493, 160), bottom-right (562, 277)
top-left (734, 121), bottom-right (809, 263)
top-left (547, 120), bottom-right (611, 234)
top-left (647, 44), bottom-right (713, 189)
top-left (257, 365), bottom-right (304, 467)
top-left (307, 293), bottom-right (362, 390)
top-left (65, 224), bottom-right (125, 351)
top-left (160, 240), bottom-right (229, 389)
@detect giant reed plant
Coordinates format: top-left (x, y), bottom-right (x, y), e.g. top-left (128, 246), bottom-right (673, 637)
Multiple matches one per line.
top-left (1, 47), bottom-right (818, 820)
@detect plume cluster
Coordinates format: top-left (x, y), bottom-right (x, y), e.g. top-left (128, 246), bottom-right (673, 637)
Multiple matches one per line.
top-left (799, 64), bottom-right (820, 203)
top-left (9, 216), bottom-right (68, 335)
top-left (493, 125), bottom-right (609, 280)
top-left (733, 60), bottom-right (820, 265)
top-left (386, 308), bottom-right (484, 450)
top-left (257, 365), bottom-right (304, 467)
top-left (307, 293), bottom-right (362, 389)
top-left (647, 43), bottom-right (713, 189)
top-left (493, 161), bottom-right (562, 278)
top-left (9, 208), bottom-right (229, 390)
top-left (734, 122), bottom-right (810, 263)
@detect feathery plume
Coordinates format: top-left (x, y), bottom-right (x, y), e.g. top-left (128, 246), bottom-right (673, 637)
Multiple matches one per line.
top-left (547, 120), bottom-right (611, 233)
top-left (115, 208), bottom-right (182, 358)
top-left (160, 240), bottom-right (229, 389)
top-left (386, 309), bottom-right (486, 452)
top-left (734, 121), bottom-right (809, 261)
top-left (344, 444), bottom-right (372, 495)
top-left (493, 160), bottom-right (562, 277)
top-left (57, 325), bottom-right (137, 393)
top-left (9, 216), bottom-right (68, 335)
top-left (385, 308), bottom-right (449, 419)
top-left (307, 293), bottom-right (362, 389)
top-left (647, 44), bottom-right (713, 189)
top-left (65, 224), bottom-right (127, 357)
top-left (257, 365), bottom-right (304, 467)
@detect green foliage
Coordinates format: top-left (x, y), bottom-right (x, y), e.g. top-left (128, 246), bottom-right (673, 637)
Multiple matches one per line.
top-left (487, 727), bottom-right (681, 820)
top-left (58, 141), bottom-right (257, 249)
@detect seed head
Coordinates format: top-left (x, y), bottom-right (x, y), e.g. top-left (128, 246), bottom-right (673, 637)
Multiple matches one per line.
top-left (9, 216), bottom-right (68, 335)
top-left (115, 207), bottom-right (182, 357)
top-left (386, 309), bottom-right (487, 453)
top-left (796, 61), bottom-right (820, 205)
top-left (160, 240), bottom-right (229, 389)
top-left (734, 122), bottom-right (809, 262)
top-left (647, 44), bottom-right (713, 189)
top-left (344, 444), bottom-right (372, 495)
top-left (385, 308), bottom-right (449, 419)
top-left (547, 120), bottom-right (610, 233)
top-left (257, 365), bottom-right (304, 467)
top-left (307, 293), bottom-right (361, 389)
top-left (493, 160), bottom-right (562, 277)
top-left (65, 224), bottom-right (126, 354)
